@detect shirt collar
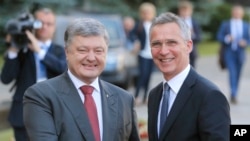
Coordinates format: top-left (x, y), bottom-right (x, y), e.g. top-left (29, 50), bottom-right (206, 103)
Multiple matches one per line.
top-left (38, 40), bottom-right (52, 49)
top-left (231, 18), bottom-right (242, 23)
top-left (67, 69), bottom-right (100, 93)
top-left (163, 64), bottom-right (191, 94)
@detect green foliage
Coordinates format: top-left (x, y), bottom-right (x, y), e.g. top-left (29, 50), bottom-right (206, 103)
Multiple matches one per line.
top-left (198, 41), bottom-right (220, 56)
top-left (202, 3), bottom-right (232, 40)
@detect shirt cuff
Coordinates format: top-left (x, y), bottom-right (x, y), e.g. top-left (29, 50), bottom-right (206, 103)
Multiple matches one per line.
top-left (7, 51), bottom-right (18, 59)
top-left (224, 35), bottom-right (231, 44)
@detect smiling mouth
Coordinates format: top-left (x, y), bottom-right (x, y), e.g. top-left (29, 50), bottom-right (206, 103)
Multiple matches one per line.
top-left (83, 64), bottom-right (97, 69)
top-left (160, 58), bottom-right (174, 63)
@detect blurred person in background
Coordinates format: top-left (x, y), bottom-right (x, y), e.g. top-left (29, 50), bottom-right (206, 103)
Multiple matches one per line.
top-left (148, 12), bottom-right (230, 141)
top-left (133, 2), bottom-right (156, 105)
top-left (178, 1), bottom-right (201, 68)
top-left (23, 18), bottom-right (140, 141)
top-left (217, 4), bottom-right (250, 104)
top-left (123, 16), bottom-right (136, 51)
top-left (0, 8), bottom-right (67, 141)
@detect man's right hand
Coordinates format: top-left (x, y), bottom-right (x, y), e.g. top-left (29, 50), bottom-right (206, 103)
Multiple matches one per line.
top-left (25, 30), bottom-right (41, 53)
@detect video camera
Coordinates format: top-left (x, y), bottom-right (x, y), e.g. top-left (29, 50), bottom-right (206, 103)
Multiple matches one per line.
top-left (5, 12), bottom-right (42, 49)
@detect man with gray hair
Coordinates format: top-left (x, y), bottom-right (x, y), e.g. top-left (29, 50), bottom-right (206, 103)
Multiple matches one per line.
top-left (23, 18), bottom-right (140, 141)
top-left (147, 12), bottom-right (230, 141)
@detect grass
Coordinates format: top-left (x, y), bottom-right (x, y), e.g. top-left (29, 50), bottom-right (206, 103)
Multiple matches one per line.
top-left (0, 128), bottom-right (14, 141)
top-left (198, 41), bottom-right (220, 56)
top-left (0, 54), bottom-right (3, 69)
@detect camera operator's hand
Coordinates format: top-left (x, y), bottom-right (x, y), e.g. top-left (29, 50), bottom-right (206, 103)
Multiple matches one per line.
top-left (25, 30), bottom-right (41, 53)
top-left (6, 34), bottom-right (19, 52)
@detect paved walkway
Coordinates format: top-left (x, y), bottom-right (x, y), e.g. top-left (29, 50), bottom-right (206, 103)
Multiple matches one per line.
top-left (0, 54), bottom-right (249, 129)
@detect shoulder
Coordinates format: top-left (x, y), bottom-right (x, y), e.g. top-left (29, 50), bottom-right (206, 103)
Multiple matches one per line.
top-left (25, 74), bottom-right (64, 97)
top-left (51, 43), bottom-right (63, 48)
top-left (100, 80), bottom-right (133, 99)
top-left (221, 20), bottom-right (230, 27)
top-left (191, 69), bottom-right (220, 91)
top-left (50, 43), bottom-right (64, 51)
top-left (192, 70), bottom-right (226, 99)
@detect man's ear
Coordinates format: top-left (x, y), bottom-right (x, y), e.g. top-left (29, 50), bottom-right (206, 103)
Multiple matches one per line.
top-left (186, 40), bottom-right (193, 54)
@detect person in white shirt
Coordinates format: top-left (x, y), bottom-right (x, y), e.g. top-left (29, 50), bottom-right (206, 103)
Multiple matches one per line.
top-left (133, 2), bottom-right (156, 105)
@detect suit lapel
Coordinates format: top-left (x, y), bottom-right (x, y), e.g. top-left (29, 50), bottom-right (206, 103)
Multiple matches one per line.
top-left (59, 72), bottom-right (95, 141)
top-left (159, 68), bottom-right (197, 141)
top-left (99, 80), bottom-right (118, 141)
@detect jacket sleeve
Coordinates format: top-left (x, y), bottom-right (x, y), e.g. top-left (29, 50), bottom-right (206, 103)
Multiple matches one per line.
top-left (198, 90), bottom-right (231, 141)
top-left (129, 96), bottom-right (140, 141)
top-left (217, 21), bottom-right (229, 45)
top-left (23, 84), bottom-right (58, 141)
top-left (42, 45), bottom-right (67, 75)
top-left (1, 54), bottom-right (21, 84)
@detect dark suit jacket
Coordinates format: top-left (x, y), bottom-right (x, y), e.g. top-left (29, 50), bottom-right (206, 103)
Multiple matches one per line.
top-left (148, 68), bottom-right (230, 141)
top-left (217, 20), bottom-right (250, 49)
top-left (23, 72), bottom-right (140, 141)
top-left (0, 44), bottom-right (67, 127)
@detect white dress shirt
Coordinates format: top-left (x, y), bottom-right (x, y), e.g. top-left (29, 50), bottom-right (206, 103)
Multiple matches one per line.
top-left (183, 17), bottom-right (193, 30)
top-left (230, 19), bottom-right (243, 50)
top-left (157, 65), bottom-right (191, 136)
top-left (67, 70), bottom-right (103, 141)
top-left (36, 40), bottom-right (52, 82)
top-left (139, 21), bottom-right (152, 59)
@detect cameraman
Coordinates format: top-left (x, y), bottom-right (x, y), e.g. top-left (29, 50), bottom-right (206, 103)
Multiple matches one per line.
top-left (1, 8), bottom-right (67, 141)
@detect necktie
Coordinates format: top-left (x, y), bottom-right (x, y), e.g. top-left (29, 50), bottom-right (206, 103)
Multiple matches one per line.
top-left (36, 45), bottom-right (47, 82)
top-left (160, 83), bottom-right (170, 134)
top-left (80, 85), bottom-right (100, 141)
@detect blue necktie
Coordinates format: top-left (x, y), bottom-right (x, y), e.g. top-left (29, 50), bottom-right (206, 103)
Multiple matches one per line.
top-left (36, 45), bottom-right (47, 81)
top-left (160, 83), bottom-right (170, 134)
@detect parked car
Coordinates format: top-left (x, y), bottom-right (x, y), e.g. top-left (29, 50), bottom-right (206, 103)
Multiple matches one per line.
top-left (53, 13), bottom-right (138, 89)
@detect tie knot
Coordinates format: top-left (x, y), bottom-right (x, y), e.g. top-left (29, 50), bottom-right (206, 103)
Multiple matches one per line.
top-left (164, 83), bottom-right (170, 91)
top-left (80, 85), bottom-right (94, 95)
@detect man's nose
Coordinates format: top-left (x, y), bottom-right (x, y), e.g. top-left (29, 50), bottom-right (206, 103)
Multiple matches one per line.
top-left (159, 45), bottom-right (169, 55)
top-left (87, 51), bottom-right (95, 61)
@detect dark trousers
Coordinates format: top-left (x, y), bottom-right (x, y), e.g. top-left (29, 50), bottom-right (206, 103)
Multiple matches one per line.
top-left (13, 126), bottom-right (28, 141)
top-left (224, 47), bottom-right (245, 97)
top-left (135, 56), bottom-right (154, 102)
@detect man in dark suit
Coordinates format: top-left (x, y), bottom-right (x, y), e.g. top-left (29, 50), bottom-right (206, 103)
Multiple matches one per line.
top-left (1, 8), bottom-right (66, 141)
top-left (148, 12), bottom-right (230, 141)
top-left (217, 5), bottom-right (250, 104)
top-left (178, 1), bottom-right (201, 68)
top-left (23, 18), bottom-right (140, 141)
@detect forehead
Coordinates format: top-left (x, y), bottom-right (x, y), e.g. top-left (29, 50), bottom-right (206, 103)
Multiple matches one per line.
top-left (71, 35), bottom-right (107, 46)
top-left (151, 23), bottom-right (182, 39)
top-left (36, 11), bottom-right (55, 21)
